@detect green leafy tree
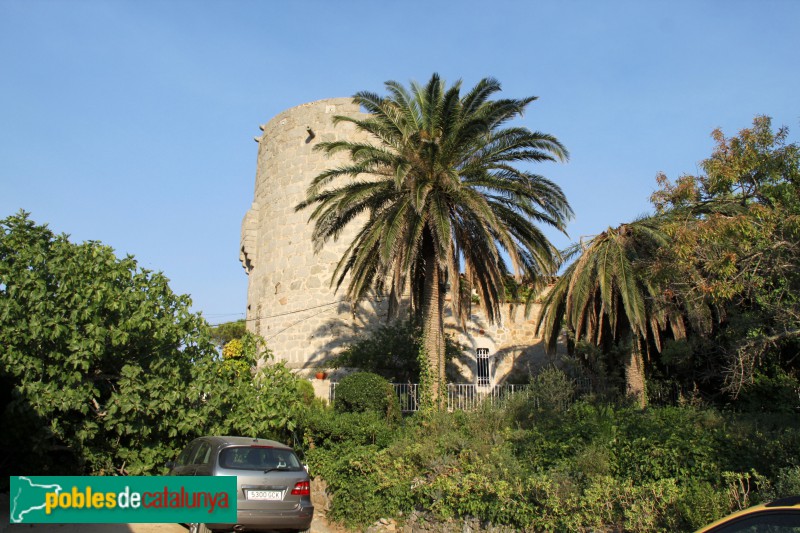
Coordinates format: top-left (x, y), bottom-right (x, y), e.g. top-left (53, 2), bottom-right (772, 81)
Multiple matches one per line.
top-left (199, 334), bottom-right (306, 440)
top-left (210, 319), bottom-right (246, 348)
top-left (297, 74), bottom-right (572, 409)
top-left (650, 116), bottom-right (800, 398)
top-left (538, 117), bottom-right (800, 406)
top-left (0, 212), bottom-right (307, 479)
top-left (0, 211), bottom-right (216, 476)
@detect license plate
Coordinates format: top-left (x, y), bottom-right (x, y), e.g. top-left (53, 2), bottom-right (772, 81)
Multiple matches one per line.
top-left (248, 490), bottom-right (283, 500)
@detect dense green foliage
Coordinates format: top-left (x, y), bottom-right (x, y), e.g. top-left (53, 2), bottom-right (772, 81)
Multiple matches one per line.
top-left (333, 372), bottom-right (399, 420)
top-left (649, 117), bottom-right (800, 401)
top-left (0, 212), bottom-right (212, 477)
top-left (535, 217), bottom-right (673, 406)
top-left (302, 393), bottom-right (800, 531)
top-left (197, 338), bottom-right (306, 442)
top-left (297, 73), bottom-right (572, 407)
top-left (332, 319), bottom-right (462, 382)
top-left (209, 318), bottom-right (246, 348)
top-left (0, 212), bottom-right (305, 484)
top-left (537, 116), bottom-right (800, 406)
top-left (295, 377), bottom-right (317, 406)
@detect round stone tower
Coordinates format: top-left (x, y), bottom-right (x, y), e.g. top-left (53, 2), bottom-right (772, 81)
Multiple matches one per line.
top-left (241, 98), bottom-right (556, 382)
top-left (240, 98), bottom-right (380, 369)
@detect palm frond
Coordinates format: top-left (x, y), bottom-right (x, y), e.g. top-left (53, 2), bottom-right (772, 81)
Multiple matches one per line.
top-left (296, 74), bottom-right (572, 373)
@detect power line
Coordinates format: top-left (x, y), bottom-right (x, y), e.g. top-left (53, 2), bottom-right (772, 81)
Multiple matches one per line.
top-left (208, 300), bottom-right (346, 327)
top-left (265, 306), bottom-right (341, 342)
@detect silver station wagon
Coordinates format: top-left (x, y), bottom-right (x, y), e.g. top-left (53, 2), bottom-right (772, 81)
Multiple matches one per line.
top-left (168, 436), bottom-right (314, 533)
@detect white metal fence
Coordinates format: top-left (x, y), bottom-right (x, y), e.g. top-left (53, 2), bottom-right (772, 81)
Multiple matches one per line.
top-left (446, 383), bottom-right (531, 411)
top-left (328, 378), bottom-right (736, 411)
top-left (329, 382), bottom-right (543, 413)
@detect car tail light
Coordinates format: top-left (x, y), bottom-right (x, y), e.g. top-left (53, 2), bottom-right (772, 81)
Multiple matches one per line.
top-left (291, 481), bottom-right (310, 496)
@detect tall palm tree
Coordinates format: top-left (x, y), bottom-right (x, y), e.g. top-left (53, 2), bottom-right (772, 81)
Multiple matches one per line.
top-left (534, 217), bottom-right (686, 407)
top-left (297, 74), bottom-right (572, 408)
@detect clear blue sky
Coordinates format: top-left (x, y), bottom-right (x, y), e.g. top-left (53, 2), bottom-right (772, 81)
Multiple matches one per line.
top-left (2, 0), bottom-right (798, 324)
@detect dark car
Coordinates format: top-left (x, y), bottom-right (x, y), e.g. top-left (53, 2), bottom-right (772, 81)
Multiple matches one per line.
top-left (168, 436), bottom-right (313, 533)
top-left (695, 496), bottom-right (800, 532)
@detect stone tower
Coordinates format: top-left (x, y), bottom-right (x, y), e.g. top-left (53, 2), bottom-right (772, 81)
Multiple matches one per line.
top-left (241, 98), bottom-right (557, 381)
top-left (240, 98), bottom-right (382, 370)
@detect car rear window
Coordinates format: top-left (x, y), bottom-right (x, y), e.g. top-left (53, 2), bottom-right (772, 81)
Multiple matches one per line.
top-left (218, 446), bottom-right (303, 471)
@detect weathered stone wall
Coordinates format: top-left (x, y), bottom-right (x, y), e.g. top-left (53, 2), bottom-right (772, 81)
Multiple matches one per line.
top-left (242, 98), bottom-right (387, 371)
top-left (445, 298), bottom-right (558, 384)
top-left (242, 99), bottom-right (561, 381)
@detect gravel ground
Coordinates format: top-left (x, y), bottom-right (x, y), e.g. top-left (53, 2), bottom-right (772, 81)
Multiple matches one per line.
top-left (1, 492), bottom-right (343, 533)
top-left (1, 521), bottom-right (187, 533)
top-left (2, 520), bottom-right (340, 533)
top-left (2, 506), bottom-right (341, 532)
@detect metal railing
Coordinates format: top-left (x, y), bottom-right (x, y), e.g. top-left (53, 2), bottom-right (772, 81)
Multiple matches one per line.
top-left (446, 383), bottom-right (532, 411)
top-left (329, 382), bottom-right (537, 413)
top-left (394, 383), bottom-right (420, 412)
top-left (327, 378), bottom-right (739, 411)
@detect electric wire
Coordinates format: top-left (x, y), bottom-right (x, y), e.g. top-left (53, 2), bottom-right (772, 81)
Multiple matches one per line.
top-left (208, 300), bottom-right (346, 328)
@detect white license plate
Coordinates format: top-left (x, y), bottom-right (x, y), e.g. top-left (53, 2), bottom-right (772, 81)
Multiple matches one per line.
top-left (247, 490), bottom-right (283, 501)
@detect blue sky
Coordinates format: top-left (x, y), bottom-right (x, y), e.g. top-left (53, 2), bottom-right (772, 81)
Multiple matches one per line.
top-left (2, 0), bottom-right (798, 324)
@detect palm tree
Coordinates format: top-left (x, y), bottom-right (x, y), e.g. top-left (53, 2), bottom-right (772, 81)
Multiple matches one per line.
top-left (534, 217), bottom-right (687, 407)
top-left (297, 74), bottom-right (572, 408)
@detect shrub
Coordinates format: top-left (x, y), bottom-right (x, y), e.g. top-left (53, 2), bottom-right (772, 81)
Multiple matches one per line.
top-left (736, 369), bottom-right (800, 413)
top-left (332, 319), bottom-right (463, 382)
top-left (334, 371), bottom-right (399, 419)
top-left (295, 378), bottom-right (316, 406)
top-left (769, 466), bottom-right (800, 500)
top-left (531, 366), bottom-right (575, 412)
top-left (301, 409), bottom-right (396, 449)
top-left (222, 338), bottom-right (243, 359)
top-left (719, 412), bottom-right (800, 479)
top-left (673, 479), bottom-right (731, 531)
top-left (613, 406), bottom-right (725, 483)
top-left (308, 444), bottom-right (415, 528)
top-left (304, 399), bottom-right (800, 530)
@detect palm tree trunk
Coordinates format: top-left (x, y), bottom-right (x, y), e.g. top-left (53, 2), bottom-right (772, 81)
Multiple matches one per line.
top-left (421, 235), bottom-right (445, 410)
top-left (626, 336), bottom-right (647, 408)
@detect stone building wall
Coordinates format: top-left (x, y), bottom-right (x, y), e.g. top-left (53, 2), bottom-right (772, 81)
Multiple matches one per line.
top-left (241, 98), bottom-right (560, 383)
top-left (241, 98), bottom-right (386, 371)
top-left (445, 300), bottom-right (555, 384)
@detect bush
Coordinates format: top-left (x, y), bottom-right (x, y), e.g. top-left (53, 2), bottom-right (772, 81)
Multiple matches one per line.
top-left (768, 466), bottom-right (800, 500)
top-left (332, 319), bottom-right (463, 382)
top-left (736, 369), bottom-right (800, 413)
top-left (531, 366), bottom-right (576, 412)
top-left (304, 397), bottom-right (800, 530)
top-left (613, 406), bottom-right (725, 484)
top-left (301, 408), bottom-right (396, 449)
top-left (295, 378), bottom-right (316, 406)
top-left (721, 412), bottom-right (800, 479)
top-left (308, 443), bottom-right (415, 528)
top-left (222, 338), bottom-right (244, 359)
top-left (334, 372), bottom-right (399, 419)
